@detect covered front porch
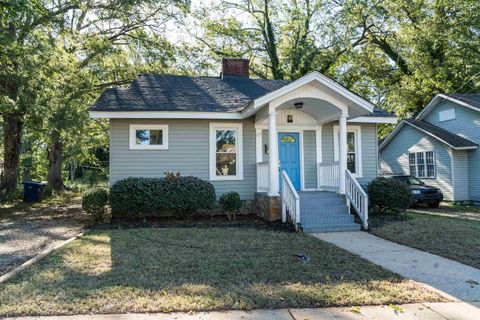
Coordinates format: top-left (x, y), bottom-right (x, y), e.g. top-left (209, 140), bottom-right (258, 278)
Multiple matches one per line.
top-left (244, 73), bottom-right (372, 231)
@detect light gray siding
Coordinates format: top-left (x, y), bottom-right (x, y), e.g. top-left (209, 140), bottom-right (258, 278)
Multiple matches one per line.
top-left (110, 118), bottom-right (257, 200)
top-left (111, 119), bottom-right (379, 197)
top-left (321, 122), bottom-right (378, 185)
top-left (380, 125), bottom-right (453, 200)
top-left (452, 150), bottom-right (469, 201)
top-left (303, 130), bottom-right (317, 188)
top-left (360, 124), bottom-right (379, 185)
top-left (423, 101), bottom-right (480, 201)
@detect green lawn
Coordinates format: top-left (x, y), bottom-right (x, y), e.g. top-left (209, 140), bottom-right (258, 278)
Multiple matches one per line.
top-left (0, 225), bottom-right (444, 316)
top-left (370, 211), bottom-right (480, 269)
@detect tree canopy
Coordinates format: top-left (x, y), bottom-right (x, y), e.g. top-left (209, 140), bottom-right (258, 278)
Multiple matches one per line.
top-left (1, 0), bottom-right (479, 199)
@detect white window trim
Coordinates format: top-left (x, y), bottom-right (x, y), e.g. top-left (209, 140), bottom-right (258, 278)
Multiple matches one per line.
top-left (409, 150), bottom-right (436, 179)
top-left (209, 123), bottom-right (244, 181)
top-left (333, 125), bottom-right (363, 178)
top-left (129, 124), bottom-right (168, 150)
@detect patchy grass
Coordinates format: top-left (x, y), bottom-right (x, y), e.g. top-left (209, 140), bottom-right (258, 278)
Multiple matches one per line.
top-left (409, 203), bottom-right (480, 221)
top-left (370, 212), bottom-right (480, 269)
top-left (0, 226), bottom-right (445, 316)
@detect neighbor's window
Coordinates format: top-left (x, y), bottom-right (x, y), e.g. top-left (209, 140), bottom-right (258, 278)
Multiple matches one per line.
top-left (209, 123), bottom-right (243, 180)
top-left (439, 108), bottom-right (455, 122)
top-left (409, 151), bottom-right (435, 178)
top-left (129, 124), bottom-right (168, 150)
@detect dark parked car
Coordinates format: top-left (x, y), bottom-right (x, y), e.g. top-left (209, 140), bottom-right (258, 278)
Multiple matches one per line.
top-left (390, 175), bottom-right (443, 208)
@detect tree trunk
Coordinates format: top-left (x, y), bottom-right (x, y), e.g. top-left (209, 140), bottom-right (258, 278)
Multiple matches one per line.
top-left (47, 130), bottom-right (64, 191)
top-left (1, 114), bottom-right (23, 198)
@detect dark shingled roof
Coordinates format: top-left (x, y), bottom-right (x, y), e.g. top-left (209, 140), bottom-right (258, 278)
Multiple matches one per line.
top-left (405, 119), bottom-right (478, 149)
top-left (443, 93), bottom-right (480, 109)
top-left (91, 74), bottom-right (290, 113)
top-left (90, 73), bottom-right (394, 117)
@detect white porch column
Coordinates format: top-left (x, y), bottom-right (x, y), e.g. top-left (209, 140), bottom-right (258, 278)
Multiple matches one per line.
top-left (268, 111), bottom-right (278, 196)
top-left (339, 113), bottom-right (347, 194)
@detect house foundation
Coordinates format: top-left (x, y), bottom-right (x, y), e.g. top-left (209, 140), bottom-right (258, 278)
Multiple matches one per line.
top-left (255, 192), bottom-right (281, 221)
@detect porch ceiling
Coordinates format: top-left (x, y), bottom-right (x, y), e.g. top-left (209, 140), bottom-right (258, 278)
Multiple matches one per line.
top-left (276, 97), bottom-right (341, 125)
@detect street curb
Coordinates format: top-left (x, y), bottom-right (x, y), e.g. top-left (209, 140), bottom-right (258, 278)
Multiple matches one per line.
top-left (0, 229), bottom-right (88, 285)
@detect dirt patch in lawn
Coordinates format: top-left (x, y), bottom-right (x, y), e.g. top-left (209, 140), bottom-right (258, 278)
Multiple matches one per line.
top-left (0, 226), bottom-right (446, 317)
top-left (370, 212), bottom-right (480, 269)
top-left (0, 195), bottom-right (88, 275)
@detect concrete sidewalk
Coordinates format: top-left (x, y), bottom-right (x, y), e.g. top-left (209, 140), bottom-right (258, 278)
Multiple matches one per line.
top-left (313, 231), bottom-right (480, 302)
top-left (5, 302), bottom-right (480, 320)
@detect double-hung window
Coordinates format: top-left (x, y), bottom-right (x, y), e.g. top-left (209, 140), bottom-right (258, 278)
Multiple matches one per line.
top-left (346, 132), bottom-right (356, 173)
top-left (409, 151), bottom-right (435, 178)
top-left (209, 123), bottom-right (243, 180)
top-left (129, 124), bottom-right (168, 150)
top-left (333, 125), bottom-right (362, 177)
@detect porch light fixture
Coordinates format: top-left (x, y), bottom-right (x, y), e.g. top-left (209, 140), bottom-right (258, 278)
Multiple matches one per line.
top-left (294, 102), bottom-right (303, 109)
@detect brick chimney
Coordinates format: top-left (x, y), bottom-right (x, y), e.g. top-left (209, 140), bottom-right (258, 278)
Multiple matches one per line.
top-left (221, 58), bottom-right (249, 78)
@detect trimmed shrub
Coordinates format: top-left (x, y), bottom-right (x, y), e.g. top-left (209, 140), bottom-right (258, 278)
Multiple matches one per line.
top-left (82, 188), bottom-right (110, 222)
top-left (367, 177), bottom-right (412, 215)
top-left (219, 191), bottom-right (242, 220)
top-left (109, 176), bottom-right (216, 219)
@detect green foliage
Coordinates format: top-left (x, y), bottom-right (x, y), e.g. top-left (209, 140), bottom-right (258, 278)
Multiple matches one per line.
top-left (219, 191), bottom-right (242, 220)
top-left (190, 0), bottom-right (480, 138)
top-left (367, 177), bottom-right (412, 215)
top-left (0, 0), bottom-right (187, 198)
top-left (82, 187), bottom-right (110, 223)
top-left (109, 177), bottom-right (216, 219)
top-left (82, 169), bottom-right (108, 187)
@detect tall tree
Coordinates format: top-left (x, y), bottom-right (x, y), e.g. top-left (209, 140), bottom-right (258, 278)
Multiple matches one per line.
top-left (0, 0), bottom-right (187, 197)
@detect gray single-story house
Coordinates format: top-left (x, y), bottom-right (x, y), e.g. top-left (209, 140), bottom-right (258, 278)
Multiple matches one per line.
top-left (89, 58), bottom-right (396, 231)
top-left (380, 94), bottom-right (480, 203)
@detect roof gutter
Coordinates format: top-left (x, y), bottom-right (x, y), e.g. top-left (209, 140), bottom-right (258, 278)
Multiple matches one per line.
top-left (89, 111), bottom-right (243, 120)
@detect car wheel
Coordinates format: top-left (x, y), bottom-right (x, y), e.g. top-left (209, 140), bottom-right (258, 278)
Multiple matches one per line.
top-left (428, 201), bottom-right (440, 208)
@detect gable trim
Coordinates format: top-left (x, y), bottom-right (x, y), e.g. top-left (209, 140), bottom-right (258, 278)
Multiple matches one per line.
top-left (242, 72), bottom-right (375, 118)
top-left (416, 93), bottom-right (480, 120)
top-left (379, 120), bottom-right (478, 151)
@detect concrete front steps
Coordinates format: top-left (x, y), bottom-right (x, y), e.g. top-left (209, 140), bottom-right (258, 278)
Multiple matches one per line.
top-left (299, 191), bottom-right (361, 233)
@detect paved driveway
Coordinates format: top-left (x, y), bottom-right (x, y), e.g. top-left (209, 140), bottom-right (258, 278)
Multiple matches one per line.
top-left (0, 198), bottom-right (87, 275)
top-left (313, 231), bottom-right (480, 302)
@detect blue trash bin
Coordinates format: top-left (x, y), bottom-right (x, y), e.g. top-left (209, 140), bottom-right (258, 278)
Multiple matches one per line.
top-left (22, 181), bottom-right (47, 202)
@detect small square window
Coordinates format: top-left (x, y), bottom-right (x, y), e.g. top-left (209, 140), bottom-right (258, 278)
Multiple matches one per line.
top-left (129, 125), bottom-right (168, 150)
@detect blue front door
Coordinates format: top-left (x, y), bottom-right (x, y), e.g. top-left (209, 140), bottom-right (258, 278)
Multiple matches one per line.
top-left (278, 132), bottom-right (301, 191)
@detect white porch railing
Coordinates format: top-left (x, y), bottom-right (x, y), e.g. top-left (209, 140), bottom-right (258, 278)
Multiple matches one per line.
top-left (318, 161), bottom-right (340, 192)
top-left (256, 162), bottom-right (269, 192)
top-left (345, 170), bottom-right (369, 229)
top-left (281, 171), bottom-right (300, 231)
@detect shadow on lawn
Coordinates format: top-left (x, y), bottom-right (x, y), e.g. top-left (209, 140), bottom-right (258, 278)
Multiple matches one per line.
top-left (0, 218), bottom-right (446, 316)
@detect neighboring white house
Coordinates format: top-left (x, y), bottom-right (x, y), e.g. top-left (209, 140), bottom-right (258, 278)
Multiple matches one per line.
top-left (89, 58), bottom-right (396, 231)
top-left (380, 94), bottom-right (480, 202)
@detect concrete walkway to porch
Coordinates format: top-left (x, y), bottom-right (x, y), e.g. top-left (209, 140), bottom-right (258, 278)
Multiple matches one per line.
top-left (313, 231), bottom-right (480, 302)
